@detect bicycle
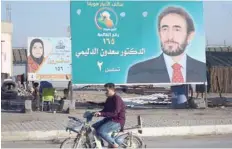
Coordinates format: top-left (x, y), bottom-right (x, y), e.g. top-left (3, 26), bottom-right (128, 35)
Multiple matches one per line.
top-left (60, 111), bottom-right (144, 148)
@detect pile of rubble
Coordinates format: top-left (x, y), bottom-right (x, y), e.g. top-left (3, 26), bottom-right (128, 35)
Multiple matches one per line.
top-left (1, 79), bottom-right (18, 100)
top-left (17, 86), bottom-right (33, 97)
top-left (1, 79), bottom-right (33, 100)
top-left (123, 93), bottom-right (171, 107)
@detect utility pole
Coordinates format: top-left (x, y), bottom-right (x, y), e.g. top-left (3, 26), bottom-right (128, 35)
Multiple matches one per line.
top-left (67, 25), bottom-right (74, 113)
top-left (6, 3), bottom-right (12, 22)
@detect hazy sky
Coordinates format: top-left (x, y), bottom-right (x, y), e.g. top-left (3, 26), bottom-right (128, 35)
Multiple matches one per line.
top-left (1, 1), bottom-right (232, 47)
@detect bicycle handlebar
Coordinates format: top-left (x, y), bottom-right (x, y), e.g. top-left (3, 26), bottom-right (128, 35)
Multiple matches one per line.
top-left (68, 116), bottom-right (84, 123)
top-left (68, 116), bottom-right (78, 120)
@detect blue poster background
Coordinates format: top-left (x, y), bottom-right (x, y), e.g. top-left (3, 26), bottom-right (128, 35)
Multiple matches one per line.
top-left (71, 1), bottom-right (206, 84)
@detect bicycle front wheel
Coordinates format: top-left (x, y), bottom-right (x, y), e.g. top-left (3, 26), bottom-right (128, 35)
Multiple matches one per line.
top-left (60, 137), bottom-right (90, 149)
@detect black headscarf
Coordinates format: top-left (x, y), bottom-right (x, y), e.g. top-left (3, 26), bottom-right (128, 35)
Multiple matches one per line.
top-left (30, 38), bottom-right (44, 65)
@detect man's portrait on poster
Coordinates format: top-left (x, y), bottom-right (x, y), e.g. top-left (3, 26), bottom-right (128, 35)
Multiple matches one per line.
top-left (127, 6), bottom-right (206, 84)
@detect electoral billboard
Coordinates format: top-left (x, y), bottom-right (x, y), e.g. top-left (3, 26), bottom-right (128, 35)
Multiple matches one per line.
top-left (71, 1), bottom-right (206, 85)
top-left (27, 37), bottom-right (71, 81)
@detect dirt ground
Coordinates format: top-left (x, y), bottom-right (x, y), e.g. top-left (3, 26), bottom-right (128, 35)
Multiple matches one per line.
top-left (56, 90), bottom-right (232, 101)
top-left (56, 90), bottom-right (140, 103)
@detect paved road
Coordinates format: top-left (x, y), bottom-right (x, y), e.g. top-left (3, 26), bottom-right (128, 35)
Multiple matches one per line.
top-left (2, 134), bottom-right (232, 148)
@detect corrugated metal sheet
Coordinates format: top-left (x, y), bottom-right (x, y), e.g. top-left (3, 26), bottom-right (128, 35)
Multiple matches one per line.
top-left (13, 48), bottom-right (27, 64)
top-left (21, 49), bottom-right (27, 62)
top-left (14, 49), bottom-right (20, 62)
top-left (206, 46), bottom-right (232, 52)
top-left (206, 51), bottom-right (232, 67)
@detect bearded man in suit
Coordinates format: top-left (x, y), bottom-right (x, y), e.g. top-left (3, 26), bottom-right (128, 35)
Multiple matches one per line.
top-left (127, 6), bottom-right (206, 83)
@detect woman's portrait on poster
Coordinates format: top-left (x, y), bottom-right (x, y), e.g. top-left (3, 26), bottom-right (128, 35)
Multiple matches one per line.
top-left (28, 38), bottom-right (45, 73)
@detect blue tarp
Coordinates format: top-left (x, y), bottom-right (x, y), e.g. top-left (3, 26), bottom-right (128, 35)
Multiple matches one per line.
top-left (39, 81), bottom-right (53, 94)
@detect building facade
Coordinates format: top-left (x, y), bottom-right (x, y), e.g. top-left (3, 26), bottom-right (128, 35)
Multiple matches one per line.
top-left (1, 21), bottom-right (13, 76)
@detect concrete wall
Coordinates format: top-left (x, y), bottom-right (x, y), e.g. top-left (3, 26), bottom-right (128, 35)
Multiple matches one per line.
top-left (13, 64), bottom-right (27, 76)
top-left (1, 21), bottom-right (13, 76)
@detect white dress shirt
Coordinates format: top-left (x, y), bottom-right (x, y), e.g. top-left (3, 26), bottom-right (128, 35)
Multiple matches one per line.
top-left (163, 53), bottom-right (187, 82)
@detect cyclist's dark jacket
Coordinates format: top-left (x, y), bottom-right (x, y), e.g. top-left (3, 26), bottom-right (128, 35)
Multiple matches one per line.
top-left (100, 93), bottom-right (126, 130)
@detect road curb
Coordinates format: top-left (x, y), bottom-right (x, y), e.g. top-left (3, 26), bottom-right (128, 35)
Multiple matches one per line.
top-left (2, 124), bottom-right (232, 141)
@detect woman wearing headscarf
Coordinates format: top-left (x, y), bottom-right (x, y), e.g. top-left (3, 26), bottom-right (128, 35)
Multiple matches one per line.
top-left (28, 38), bottom-right (45, 73)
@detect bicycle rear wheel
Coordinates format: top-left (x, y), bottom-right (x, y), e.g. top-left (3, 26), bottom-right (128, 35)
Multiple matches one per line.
top-left (120, 134), bottom-right (143, 148)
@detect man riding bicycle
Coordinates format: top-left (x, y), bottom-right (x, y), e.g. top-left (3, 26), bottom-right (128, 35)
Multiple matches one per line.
top-left (92, 83), bottom-right (126, 148)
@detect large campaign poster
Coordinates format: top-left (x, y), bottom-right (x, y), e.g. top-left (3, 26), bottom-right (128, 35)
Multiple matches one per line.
top-left (27, 37), bottom-right (71, 81)
top-left (71, 1), bottom-right (206, 85)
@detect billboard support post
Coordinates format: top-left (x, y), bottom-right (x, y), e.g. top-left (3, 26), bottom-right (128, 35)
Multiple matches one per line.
top-left (68, 79), bottom-right (75, 113)
top-left (204, 81), bottom-right (208, 108)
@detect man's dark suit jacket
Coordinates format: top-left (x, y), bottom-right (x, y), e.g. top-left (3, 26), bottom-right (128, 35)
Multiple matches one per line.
top-left (126, 54), bottom-right (206, 83)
